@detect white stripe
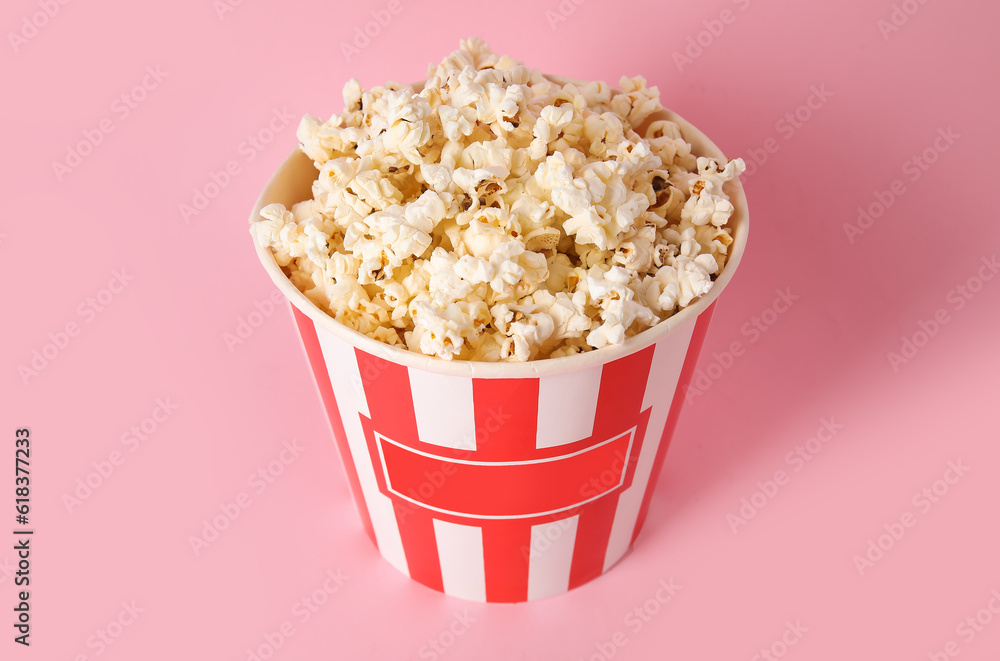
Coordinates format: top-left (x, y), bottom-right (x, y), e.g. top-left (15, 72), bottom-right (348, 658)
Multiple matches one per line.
top-left (315, 325), bottom-right (408, 576)
top-left (527, 515), bottom-right (579, 601)
top-left (408, 369), bottom-right (477, 450)
top-left (535, 368), bottom-right (602, 448)
top-left (432, 519), bottom-right (486, 602)
top-left (603, 323), bottom-right (696, 571)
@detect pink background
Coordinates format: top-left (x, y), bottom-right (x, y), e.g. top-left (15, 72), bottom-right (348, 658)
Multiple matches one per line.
top-left (4, 0), bottom-right (1000, 658)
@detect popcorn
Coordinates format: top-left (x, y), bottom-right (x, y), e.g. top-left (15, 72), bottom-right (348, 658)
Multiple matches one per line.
top-left (253, 203), bottom-right (297, 266)
top-left (610, 76), bottom-right (662, 126)
top-left (251, 39), bottom-right (744, 362)
top-left (406, 298), bottom-right (467, 360)
top-left (582, 265), bottom-right (658, 349)
top-left (485, 240), bottom-right (548, 303)
top-left (523, 226), bottom-right (561, 252)
top-left (460, 207), bottom-right (519, 258)
top-left (614, 225), bottom-right (656, 273)
top-left (563, 207), bottom-right (618, 251)
top-left (644, 120), bottom-right (693, 167)
top-left (492, 302), bottom-right (556, 361)
top-left (682, 193), bottom-right (735, 227)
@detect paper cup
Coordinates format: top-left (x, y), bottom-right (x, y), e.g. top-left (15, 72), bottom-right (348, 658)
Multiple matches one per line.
top-left (249, 82), bottom-right (748, 602)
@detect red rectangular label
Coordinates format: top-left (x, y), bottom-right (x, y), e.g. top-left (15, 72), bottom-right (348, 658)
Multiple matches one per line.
top-left (375, 430), bottom-right (635, 519)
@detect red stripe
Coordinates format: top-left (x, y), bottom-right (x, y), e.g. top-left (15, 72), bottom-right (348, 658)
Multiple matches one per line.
top-left (355, 349), bottom-right (443, 592)
top-left (471, 378), bottom-right (539, 460)
top-left (290, 307), bottom-right (375, 546)
top-left (568, 498), bottom-right (620, 589)
top-left (568, 347), bottom-right (655, 589)
top-left (472, 377), bottom-right (539, 601)
top-left (392, 505), bottom-right (443, 592)
top-left (482, 521), bottom-right (531, 602)
top-left (355, 349), bottom-right (419, 444)
top-left (631, 303), bottom-right (717, 546)
top-left (591, 347), bottom-right (655, 439)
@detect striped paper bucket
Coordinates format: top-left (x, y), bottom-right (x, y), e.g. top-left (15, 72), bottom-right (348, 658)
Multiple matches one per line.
top-left (250, 98), bottom-right (749, 602)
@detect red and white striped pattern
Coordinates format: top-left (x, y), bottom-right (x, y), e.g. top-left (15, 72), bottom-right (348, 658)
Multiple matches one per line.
top-left (292, 308), bottom-right (715, 602)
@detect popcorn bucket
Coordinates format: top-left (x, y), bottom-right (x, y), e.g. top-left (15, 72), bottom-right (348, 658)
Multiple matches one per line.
top-left (250, 95), bottom-right (749, 602)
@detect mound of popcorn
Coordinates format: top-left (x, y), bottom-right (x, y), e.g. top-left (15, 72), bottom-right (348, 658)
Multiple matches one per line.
top-left (251, 38), bottom-right (744, 362)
